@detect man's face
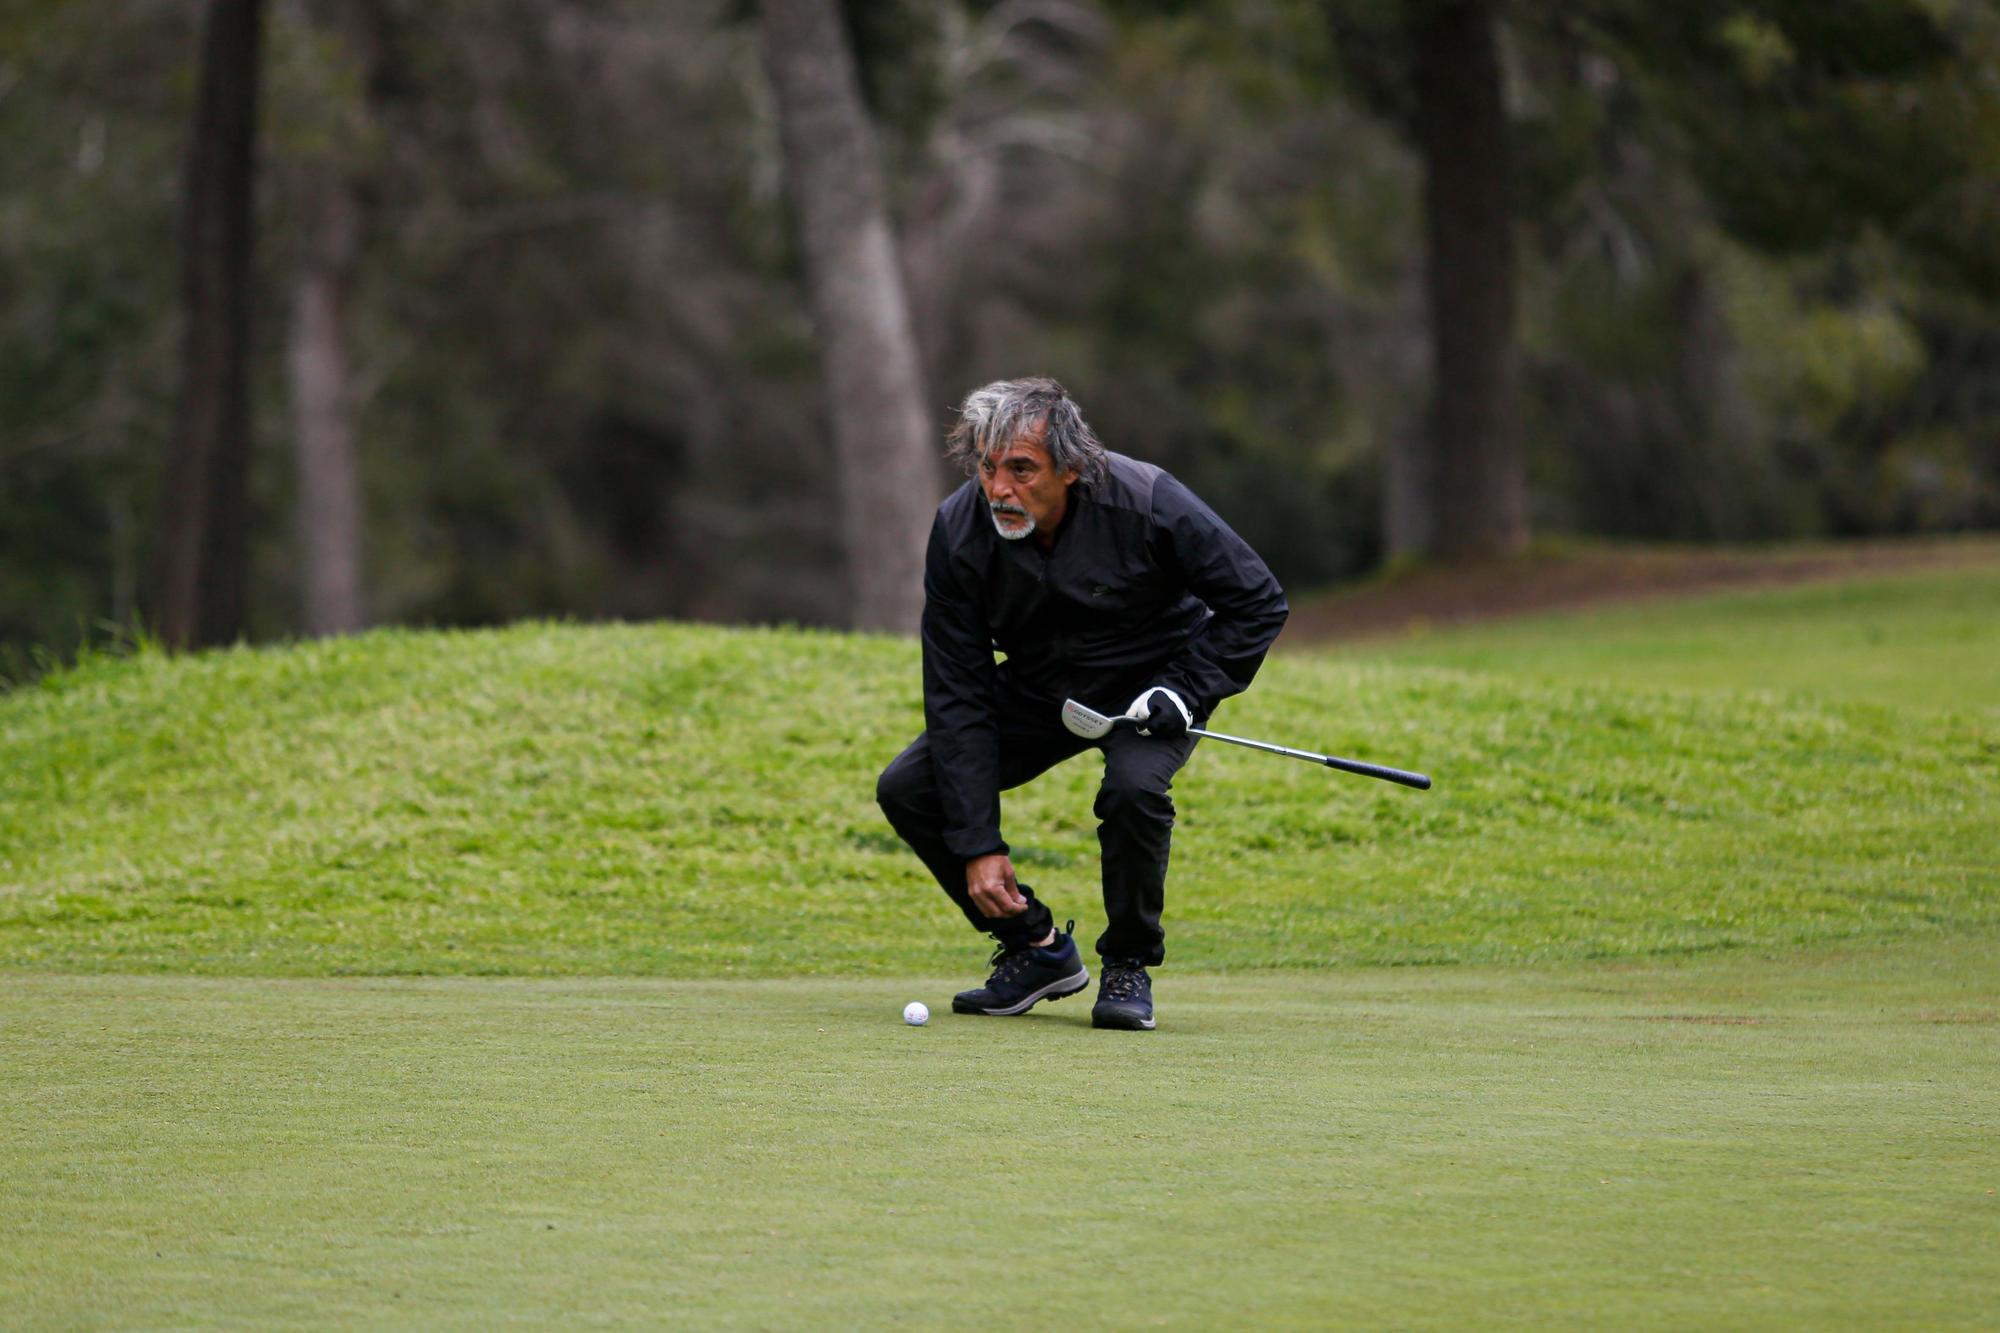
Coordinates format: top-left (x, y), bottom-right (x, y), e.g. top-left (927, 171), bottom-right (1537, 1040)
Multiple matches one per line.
top-left (978, 427), bottom-right (1078, 543)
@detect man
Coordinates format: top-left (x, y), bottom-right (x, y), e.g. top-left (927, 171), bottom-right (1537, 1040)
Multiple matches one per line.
top-left (876, 378), bottom-right (1288, 1030)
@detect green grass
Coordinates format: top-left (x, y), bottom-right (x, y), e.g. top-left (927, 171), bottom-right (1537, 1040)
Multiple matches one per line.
top-left (4, 942), bottom-right (1995, 1328)
top-left (5, 560), bottom-right (1999, 1326)
top-left (1, 617), bottom-right (1994, 975)
top-left (1341, 563), bottom-right (2000, 715)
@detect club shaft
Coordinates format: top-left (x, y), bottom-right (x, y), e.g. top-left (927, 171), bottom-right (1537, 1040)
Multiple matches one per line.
top-left (1190, 727), bottom-right (1432, 790)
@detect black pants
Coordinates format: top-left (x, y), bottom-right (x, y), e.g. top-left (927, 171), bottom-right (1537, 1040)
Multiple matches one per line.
top-left (875, 698), bottom-right (1198, 967)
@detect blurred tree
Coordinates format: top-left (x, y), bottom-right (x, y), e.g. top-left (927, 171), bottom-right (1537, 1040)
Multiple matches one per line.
top-left (1411, 0), bottom-right (1525, 559)
top-left (757, 0), bottom-right (936, 632)
top-left (269, 0), bottom-right (846, 632)
top-left (5, 0), bottom-right (1999, 679)
top-left (890, 0), bottom-right (1111, 412)
top-left (1584, 0), bottom-right (1965, 255)
top-left (1544, 0), bottom-right (2000, 538)
top-left (276, 0), bottom-right (388, 636)
top-left (279, 0), bottom-right (385, 636)
top-left (1504, 11), bottom-right (1784, 543)
top-left (1320, 0), bottom-right (1526, 561)
top-left (1000, 1), bottom-right (1406, 586)
top-left (0, 1), bottom-right (187, 675)
top-left (150, 0), bottom-right (267, 649)
top-left (1325, 0), bottom-right (2000, 556)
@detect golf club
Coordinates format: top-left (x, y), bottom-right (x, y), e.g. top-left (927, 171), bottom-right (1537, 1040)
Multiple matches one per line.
top-left (1060, 698), bottom-right (1432, 791)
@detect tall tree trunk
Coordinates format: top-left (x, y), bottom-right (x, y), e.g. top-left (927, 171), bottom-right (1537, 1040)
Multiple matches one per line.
top-left (151, 0), bottom-right (267, 649)
top-left (285, 0), bottom-right (380, 637)
top-left (1381, 429), bottom-right (1433, 561)
top-left (288, 169), bottom-right (365, 635)
top-left (1381, 266), bottom-right (1435, 560)
top-left (1670, 263), bottom-right (1761, 538)
top-left (1411, 0), bottom-right (1526, 560)
top-left (758, 0), bottom-right (936, 633)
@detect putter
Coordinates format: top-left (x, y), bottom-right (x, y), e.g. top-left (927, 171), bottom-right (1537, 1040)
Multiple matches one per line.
top-left (1060, 698), bottom-right (1432, 791)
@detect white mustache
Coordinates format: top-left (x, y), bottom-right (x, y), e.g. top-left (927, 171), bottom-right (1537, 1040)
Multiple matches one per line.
top-left (988, 502), bottom-right (1035, 541)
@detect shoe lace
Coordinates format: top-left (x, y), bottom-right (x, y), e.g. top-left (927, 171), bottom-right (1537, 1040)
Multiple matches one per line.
top-left (986, 921), bottom-right (1073, 984)
top-left (1100, 962), bottom-right (1148, 1001)
top-left (985, 944), bottom-right (1035, 985)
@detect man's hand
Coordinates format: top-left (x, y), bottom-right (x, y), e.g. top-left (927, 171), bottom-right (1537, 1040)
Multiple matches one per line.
top-left (1125, 686), bottom-right (1193, 739)
top-left (966, 853), bottom-right (1028, 918)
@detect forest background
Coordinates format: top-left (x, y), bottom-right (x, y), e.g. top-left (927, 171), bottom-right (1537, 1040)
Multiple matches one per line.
top-left (4, 0), bottom-right (1998, 671)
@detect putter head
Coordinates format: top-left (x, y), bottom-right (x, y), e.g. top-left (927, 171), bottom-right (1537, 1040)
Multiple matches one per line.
top-left (1060, 698), bottom-right (1121, 739)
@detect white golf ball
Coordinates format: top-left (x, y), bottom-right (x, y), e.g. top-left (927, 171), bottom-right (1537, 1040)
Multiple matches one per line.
top-left (902, 1001), bottom-right (930, 1027)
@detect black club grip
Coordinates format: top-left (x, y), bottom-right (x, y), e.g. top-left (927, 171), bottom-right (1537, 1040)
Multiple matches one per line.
top-left (1323, 755), bottom-right (1432, 790)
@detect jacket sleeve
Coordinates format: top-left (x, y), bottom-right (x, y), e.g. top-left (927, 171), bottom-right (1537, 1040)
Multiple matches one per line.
top-left (1150, 472), bottom-right (1290, 718)
top-left (919, 512), bottom-right (1008, 861)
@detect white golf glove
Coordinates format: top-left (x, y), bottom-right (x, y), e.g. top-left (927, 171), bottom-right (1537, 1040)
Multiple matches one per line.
top-left (1125, 686), bottom-right (1193, 738)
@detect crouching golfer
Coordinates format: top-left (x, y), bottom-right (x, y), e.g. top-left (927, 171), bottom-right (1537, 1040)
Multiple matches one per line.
top-left (877, 378), bottom-right (1288, 1030)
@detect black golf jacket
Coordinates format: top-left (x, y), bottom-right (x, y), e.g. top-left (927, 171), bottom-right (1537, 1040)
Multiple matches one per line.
top-left (921, 451), bottom-right (1289, 860)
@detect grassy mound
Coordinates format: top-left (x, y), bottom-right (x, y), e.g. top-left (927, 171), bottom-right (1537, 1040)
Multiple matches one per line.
top-left (4, 615), bottom-right (1993, 976)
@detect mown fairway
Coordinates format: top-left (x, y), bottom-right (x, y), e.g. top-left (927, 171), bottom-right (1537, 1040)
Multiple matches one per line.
top-left (1338, 561), bottom-right (2000, 716)
top-left (3, 558), bottom-right (1996, 1326)
top-left (4, 943), bottom-right (1996, 1329)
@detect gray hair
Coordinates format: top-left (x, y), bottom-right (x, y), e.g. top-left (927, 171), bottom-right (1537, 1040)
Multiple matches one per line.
top-left (945, 378), bottom-right (1108, 487)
